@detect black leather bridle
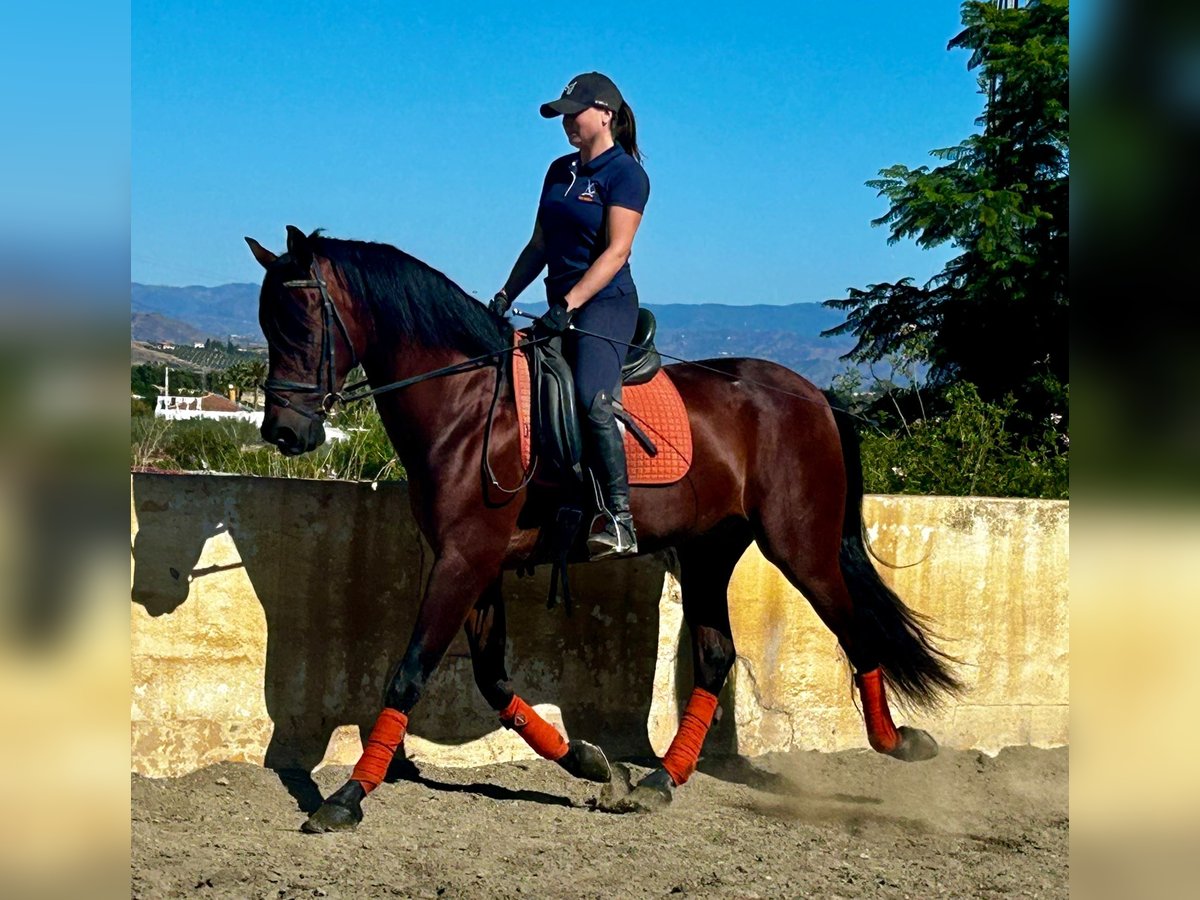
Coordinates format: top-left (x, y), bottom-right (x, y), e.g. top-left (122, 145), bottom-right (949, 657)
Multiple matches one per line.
top-left (263, 260), bottom-right (361, 421)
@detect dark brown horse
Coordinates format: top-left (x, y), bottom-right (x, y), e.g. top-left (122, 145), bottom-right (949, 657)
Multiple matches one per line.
top-left (245, 225), bottom-right (961, 833)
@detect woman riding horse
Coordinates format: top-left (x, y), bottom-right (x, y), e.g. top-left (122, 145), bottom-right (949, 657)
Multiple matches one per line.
top-left (247, 225), bottom-right (958, 832)
top-left (490, 71), bottom-right (649, 560)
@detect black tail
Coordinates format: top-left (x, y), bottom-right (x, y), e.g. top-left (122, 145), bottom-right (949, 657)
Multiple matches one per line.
top-left (827, 398), bottom-right (965, 710)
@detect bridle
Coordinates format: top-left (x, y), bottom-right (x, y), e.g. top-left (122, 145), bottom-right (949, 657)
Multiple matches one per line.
top-left (263, 259), bottom-right (361, 421)
top-left (262, 257), bottom-right (548, 422)
top-left (259, 255), bottom-right (546, 494)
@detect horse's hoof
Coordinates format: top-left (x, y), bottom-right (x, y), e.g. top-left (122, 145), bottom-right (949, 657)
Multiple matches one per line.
top-left (301, 799), bottom-right (362, 833)
top-left (558, 740), bottom-right (612, 783)
top-left (614, 767), bottom-right (675, 813)
top-left (887, 725), bottom-right (940, 762)
top-left (300, 781), bottom-right (364, 833)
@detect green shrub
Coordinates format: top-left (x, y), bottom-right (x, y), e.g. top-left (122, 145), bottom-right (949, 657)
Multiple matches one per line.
top-left (857, 381), bottom-right (1068, 499)
top-left (130, 401), bottom-right (405, 482)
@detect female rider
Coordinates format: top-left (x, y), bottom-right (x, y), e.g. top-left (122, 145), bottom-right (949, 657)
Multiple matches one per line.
top-left (490, 72), bottom-right (649, 560)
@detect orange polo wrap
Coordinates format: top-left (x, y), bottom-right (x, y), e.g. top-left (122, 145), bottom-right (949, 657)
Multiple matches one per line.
top-left (499, 695), bottom-right (569, 761)
top-left (856, 668), bottom-right (900, 753)
top-left (351, 708), bottom-right (409, 794)
top-left (661, 688), bottom-right (719, 786)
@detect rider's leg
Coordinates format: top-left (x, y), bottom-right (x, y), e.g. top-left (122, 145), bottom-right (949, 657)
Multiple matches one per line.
top-left (569, 292), bottom-right (640, 560)
top-left (584, 390), bottom-right (637, 558)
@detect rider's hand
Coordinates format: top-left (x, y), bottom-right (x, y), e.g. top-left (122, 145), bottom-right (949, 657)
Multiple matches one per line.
top-left (536, 305), bottom-right (573, 335)
top-left (488, 290), bottom-right (512, 317)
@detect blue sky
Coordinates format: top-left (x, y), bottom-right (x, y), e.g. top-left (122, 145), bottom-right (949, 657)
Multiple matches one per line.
top-left (133, 1), bottom-right (986, 305)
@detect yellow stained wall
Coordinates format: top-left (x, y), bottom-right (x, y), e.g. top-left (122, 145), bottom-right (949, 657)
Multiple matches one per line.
top-left (716, 496), bottom-right (1069, 757)
top-left (131, 474), bottom-right (1067, 777)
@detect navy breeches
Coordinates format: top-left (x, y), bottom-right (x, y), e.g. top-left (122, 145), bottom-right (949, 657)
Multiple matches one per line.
top-left (561, 291), bottom-right (639, 411)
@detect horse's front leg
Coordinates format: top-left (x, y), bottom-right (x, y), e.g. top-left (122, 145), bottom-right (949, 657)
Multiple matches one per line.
top-left (301, 545), bottom-right (494, 833)
top-left (464, 578), bottom-right (611, 783)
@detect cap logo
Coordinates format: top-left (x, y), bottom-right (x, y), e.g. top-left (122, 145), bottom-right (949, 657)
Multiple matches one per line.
top-left (563, 80), bottom-right (577, 96)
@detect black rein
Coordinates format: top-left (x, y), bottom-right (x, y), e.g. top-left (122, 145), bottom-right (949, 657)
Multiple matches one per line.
top-left (262, 260), bottom-right (547, 492)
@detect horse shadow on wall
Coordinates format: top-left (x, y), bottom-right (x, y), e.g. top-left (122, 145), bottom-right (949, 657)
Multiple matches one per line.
top-left (130, 472), bottom-right (698, 810)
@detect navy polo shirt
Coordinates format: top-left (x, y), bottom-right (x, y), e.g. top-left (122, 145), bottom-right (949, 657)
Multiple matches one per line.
top-left (538, 144), bottom-right (650, 302)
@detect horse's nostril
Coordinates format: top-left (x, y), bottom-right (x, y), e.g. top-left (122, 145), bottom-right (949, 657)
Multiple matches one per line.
top-left (273, 425), bottom-right (300, 451)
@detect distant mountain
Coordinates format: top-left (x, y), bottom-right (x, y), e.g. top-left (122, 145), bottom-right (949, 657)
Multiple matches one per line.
top-left (647, 302), bottom-right (845, 334)
top-left (131, 311), bottom-right (218, 345)
top-left (644, 302), bottom-right (856, 388)
top-left (132, 282), bottom-right (261, 342)
top-left (130, 283), bottom-right (862, 387)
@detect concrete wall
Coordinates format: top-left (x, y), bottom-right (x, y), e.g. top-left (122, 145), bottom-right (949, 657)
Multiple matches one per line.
top-left (131, 474), bottom-right (1068, 778)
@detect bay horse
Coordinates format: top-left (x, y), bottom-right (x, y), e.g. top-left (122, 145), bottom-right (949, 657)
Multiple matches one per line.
top-left (245, 225), bottom-right (961, 833)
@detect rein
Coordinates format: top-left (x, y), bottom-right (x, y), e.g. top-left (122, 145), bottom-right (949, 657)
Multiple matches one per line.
top-left (267, 264), bottom-right (850, 424)
top-left (558, 315), bottom-right (872, 425)
top-left (265, 261), bottom-right (551, 419)
top-left (264, 261), bottom-right (550, 492)
top-left (265, 264), bottom-right (866, 494)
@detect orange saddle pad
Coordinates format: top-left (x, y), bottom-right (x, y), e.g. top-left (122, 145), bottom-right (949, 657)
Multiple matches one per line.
top-left (511, 337), bottom-right (693, 486)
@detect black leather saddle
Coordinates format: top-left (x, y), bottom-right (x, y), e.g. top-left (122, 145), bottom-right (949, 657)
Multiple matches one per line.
top-left (523, 307), bottom-right (661, 486)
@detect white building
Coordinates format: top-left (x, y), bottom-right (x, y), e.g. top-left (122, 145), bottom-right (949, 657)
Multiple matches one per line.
top-left (153, 395), bottom-right (348, 441)
top-left (154, 392), bottom-right (260, 424)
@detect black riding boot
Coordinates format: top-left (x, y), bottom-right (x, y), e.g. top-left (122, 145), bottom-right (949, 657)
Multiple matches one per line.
top-left (584, 390), bottom-right (638, 560)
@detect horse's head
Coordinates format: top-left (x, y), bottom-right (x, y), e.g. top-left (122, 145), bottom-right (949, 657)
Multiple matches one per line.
top-left (246, 226), bottom-right (361, 456)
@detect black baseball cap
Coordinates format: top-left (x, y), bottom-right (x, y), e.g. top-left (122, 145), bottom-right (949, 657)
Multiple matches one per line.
top-left (539, 72), bottom-right (624, 118)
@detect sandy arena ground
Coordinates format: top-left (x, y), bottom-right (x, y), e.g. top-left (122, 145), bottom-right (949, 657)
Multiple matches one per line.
top-left (132, 744), bottom-right (1067, 898)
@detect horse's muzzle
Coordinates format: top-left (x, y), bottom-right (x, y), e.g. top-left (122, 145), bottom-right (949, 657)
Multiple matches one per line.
top-left (262, 409), bottom-right (326, 456)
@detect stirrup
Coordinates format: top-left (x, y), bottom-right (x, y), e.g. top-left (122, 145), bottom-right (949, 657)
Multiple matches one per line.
top-left (587, 513), bottom-right (638, 560)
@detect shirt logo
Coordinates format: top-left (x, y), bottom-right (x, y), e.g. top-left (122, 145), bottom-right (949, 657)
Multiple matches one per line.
top-left (563, 80), bottom-right (577, 96)
top-left (578, 179), bottom-right (598, 202)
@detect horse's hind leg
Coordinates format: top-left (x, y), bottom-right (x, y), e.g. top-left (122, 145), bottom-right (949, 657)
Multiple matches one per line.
top-left (750, 496), bottom-right (939, 763)
top-left (463, 578), bottom-right (610, 782)
top-left (625, 519), bottom-right (753, 810)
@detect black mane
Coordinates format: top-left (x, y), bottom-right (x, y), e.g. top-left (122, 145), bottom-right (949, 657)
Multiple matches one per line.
top-left (311, 234), bottom-right (514, 356)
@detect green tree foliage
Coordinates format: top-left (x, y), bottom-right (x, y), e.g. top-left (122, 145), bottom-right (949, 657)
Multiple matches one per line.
top-left (131, 363), bottom-right (207, 402)
top-left (224, 360), bottom-right (258, 406)
top-left (820, 1), bottom-right (1068, 499)
top-left (245, 359), bottom-right (268, 409)
top-left (823, 0), bottom-right (1068, 424)
top-left (853, 382), bottom-right (1068, 499)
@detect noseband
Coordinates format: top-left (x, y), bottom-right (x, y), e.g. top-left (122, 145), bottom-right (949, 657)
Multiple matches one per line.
top-left (264, 261), bottom-right (361, 421)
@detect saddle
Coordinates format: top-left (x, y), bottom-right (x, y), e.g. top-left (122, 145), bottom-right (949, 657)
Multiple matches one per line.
top-left (509, 308), bottom-right (694, 614)
top-left (524, 307), bottom-right (663, 485)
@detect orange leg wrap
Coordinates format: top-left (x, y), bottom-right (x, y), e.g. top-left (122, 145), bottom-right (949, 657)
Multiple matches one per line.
top-left (661, 688), bottom-right (719, 786)
top-left (856, 668), bottom-right (901, 753)
top-left (499, 695), bottom-right (569, 761)
top-left (351, 708), bottom-right (409, 794)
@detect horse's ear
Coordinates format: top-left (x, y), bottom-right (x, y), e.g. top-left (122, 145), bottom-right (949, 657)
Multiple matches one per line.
top-left (244, 236), bottom-right (278, 269)
top-left (285, 225), bottom-right (312, 267)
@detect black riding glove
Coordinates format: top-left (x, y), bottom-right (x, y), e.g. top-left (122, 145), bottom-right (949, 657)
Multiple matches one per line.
top-left (489, 290), bottom-right (512, 317)
top-left (537, 304), bottom-right (573, 335)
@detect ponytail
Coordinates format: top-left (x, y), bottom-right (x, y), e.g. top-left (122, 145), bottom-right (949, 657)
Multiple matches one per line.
top-left (613, 104), bottom-right (642, 164)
